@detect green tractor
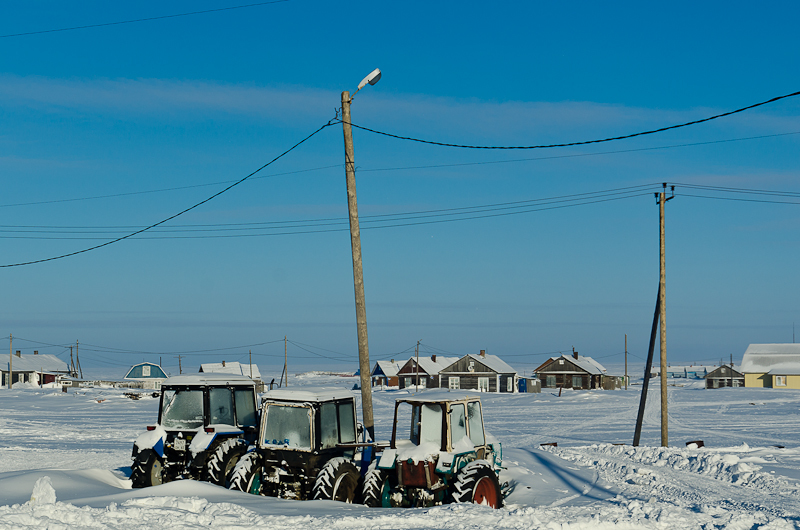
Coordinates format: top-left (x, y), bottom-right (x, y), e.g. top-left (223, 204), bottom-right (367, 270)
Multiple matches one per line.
top-left (363, 392), bottom-right (504, 508)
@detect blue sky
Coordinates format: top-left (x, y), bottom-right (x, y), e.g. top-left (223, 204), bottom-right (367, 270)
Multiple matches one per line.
top-left (1, 1), bottom-right (799, 379)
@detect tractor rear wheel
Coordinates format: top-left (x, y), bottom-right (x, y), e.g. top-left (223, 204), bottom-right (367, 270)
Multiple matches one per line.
top-left (206, 438), bottom-right (249, 486)
top-left (312, 457), bottom-right (360, 503)
top-left (449, 461), bottom-right (503, 508)
top-left (361, 461), bottom-right (391, 507)
top-left (131, 449), bottom-right (164, 488)
top-left (228, 452), bottom-right (263, 495)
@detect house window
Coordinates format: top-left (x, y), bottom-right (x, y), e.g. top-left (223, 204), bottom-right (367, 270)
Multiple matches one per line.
top-left (507, 377), bottom-right (513, 392)
top-left (449, 377), bottom-right (460, 390)
top-left (546, 375), bottom-right (556, 388)
top-left (405, 377), bottom-right (413, 388)
top-left (558, 359), bottom-right (564, 365)
top-left (776, 375), bottom-right (787, 387)
top-left (572, 375), bottom-right (582, 389)
top-left (142, 365), bottom-right (151, 377)
top-left (478, 377), bottom-right (489, 392)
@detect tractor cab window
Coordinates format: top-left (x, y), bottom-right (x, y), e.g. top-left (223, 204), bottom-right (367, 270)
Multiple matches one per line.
top-left (209, 388), bottom-right (235, 425)
top-left (262, 404), bottom-right (312, 450)
top-left (467, 401), bottom-right (485, 446)
top-left (234, 389), bottom-right (257, 427)
top-left (161, 389), bottom-right (204, 430)
top-left (416, 403), bottom-right (443, 449)
top-left (338, 401), bottom-right (356, 443)
top-left (450, 403), bottom-right (468, 448)
top-left (320, 402), bottom-right (339, 449)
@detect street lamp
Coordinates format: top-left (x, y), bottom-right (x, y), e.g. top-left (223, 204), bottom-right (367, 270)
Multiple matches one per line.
top-left (341, 69), bottom-right (381, 441)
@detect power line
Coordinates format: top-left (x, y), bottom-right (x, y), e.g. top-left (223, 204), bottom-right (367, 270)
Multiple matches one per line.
top-left (344, 90), bottom-right (800, 150)
top-left (0, 184), bottom-right (662, 240)
top-left (0, 120), bottom-right (335, 267)
top-left (0, 1), bottom-right (292, 39)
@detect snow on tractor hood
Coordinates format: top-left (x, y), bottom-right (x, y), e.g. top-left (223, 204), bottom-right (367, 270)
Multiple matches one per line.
top-left (134, 425), bottom-right (168, 456)
top-left (189, 425), bottom-right (244, 456)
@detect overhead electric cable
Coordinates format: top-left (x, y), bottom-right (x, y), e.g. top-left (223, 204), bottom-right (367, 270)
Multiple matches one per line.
top-left (0, 1), bottom-right (292, 39)
top-left (344, 90), bottom-right (800, 149)
top-left (0, 120), bottom-right (335, 267)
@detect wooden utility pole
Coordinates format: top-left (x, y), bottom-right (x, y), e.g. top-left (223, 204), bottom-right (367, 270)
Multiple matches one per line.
top-left (624, 334), bottom-right (628, 390)
top-left (76, 340), bottom-right (83, 379)
top-left (633, 286), bottom-right (661, 446)
top-left (8, 334), bottom-right (12, 389)
top-left (69, 346), bottom-right (75, 375)
top-left (249, 350), bottom-right (253, 379)
top-left (178, 355), bottom-right (182, 374)
top-left (283, 336), bottom-right (288, 387)
top-left (658, 183), bottom-right (673, 448)
top-left (341, 90), bottom-right (374, 440)
top-left (415, 340), bottom-right (420, 392)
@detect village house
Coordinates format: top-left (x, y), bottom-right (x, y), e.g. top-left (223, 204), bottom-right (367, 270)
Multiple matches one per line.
top-left (740, 344), bottom-right (800, 388)
top-left (438, 350), bottom-right (518, 393)
top-left (123, 362), bottom-right (168, 389)
top-left (371, 359), bottom-right (403, 387)
top-left (534, 350), bottom-right (617, 390)
top-left (705, 365), bottom-right (744, 389)
top-left (1, 351), bottom-right (74, 387)
top-left (397, 355), bottom-right (458, 390)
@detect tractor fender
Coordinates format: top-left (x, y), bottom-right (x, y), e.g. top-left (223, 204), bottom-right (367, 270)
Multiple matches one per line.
top-left (189, 425), bottom-right (244, 456)
top-left (377, 448), bottom-right (397, 470)
top-left (134, 426), bottom-right (167, 458)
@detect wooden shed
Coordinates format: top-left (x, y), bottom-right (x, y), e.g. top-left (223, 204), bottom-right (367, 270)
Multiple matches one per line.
top-left (705, 365), bottom-right (744, 388)
top-left (438, 351), bottom-right (518, 393)
top-left (534, 351), bottom-right (610, 390)
top-left (397, 355), bottom-right (458, 390)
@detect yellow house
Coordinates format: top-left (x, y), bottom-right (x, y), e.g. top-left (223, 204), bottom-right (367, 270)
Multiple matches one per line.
top-left (741, 344), bottom-right (800, 389)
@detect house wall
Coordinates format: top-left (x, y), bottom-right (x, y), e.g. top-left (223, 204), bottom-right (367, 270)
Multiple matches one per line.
top-left (399, 374), bottom-right (437, 389)
top-left (772, 375), bottom-right (800, 389)
top-left (745, 373), bottom-right (772, 388)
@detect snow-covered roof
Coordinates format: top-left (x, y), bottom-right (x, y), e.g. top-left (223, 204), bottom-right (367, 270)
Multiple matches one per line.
top-left (456, 354), bottom-right (516, 374)
top-left (741, 344), bottom-right (800, 375)
top-left (373, 360), bottom-right (403, 378)
top-left (162, 374), bottom-right (257, 387)
top-left (124, 362), bottom-right (167, 380)
top-left (403, 356), bottom-right (458, 375)
top-left (2, 354), bottom-right (69, 373)
top-left (199, 362), bottom-right (261, 380)
top-left (396, 389), bottom-right (482, 403)
top-left (261, 387), bottom-right (354, 403)
top-left (550, 355), bottom-right (606, 375)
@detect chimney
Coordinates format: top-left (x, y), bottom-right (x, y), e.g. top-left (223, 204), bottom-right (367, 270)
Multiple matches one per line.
top-left (390, 359), bottom-right (394, 363)
top-left (431, 354), bottom-right (436, 363)
top-left (572, 347), bottom-right (578, 360)
top-left (34, 350), bottom-right (38, 355)
top-left (480, 350), bottom-right (486, 358)
top-left (222, 360), bottom-right (226, 367)
top-left (15, 350), bottom-right (21, 357)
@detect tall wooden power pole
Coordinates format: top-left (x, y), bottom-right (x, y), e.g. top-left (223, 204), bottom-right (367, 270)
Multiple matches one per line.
top-left (658, 183), bottom-right (673, 447)
top-left (8, 334), bottom-right (12, 389)
top-left (624, 334), bottom-right (628, 390)
top-left (283, 337), bottom-right (288, 387)
top-left (415, 340), bottom-right (420, 392)
top-left (341, 90), bottom-right (374, 440)
top-left (76, 340), bottom-right (83, 379)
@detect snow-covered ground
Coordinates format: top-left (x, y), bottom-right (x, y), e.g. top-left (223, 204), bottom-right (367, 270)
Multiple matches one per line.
top-left (1, 375), bottom-right (799, 529)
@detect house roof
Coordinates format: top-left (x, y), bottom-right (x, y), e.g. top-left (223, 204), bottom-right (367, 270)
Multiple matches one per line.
top-left (537, 355), bottom-right (607, 375)
top-left (443, 354), bottom-right (517, 374)
top-left (3, 354), bottom-right (69, 373)
top-left (199, 362), bottom-right (261, 380)
top-left (740, 344), bottom-right (800, 374)
top-left (401, 356), bottom-right (458, 375)
top-left (705, 365), bottom-right (743, 378)
top-left (372, 360), bottom-right (403, 378)
top-left (124, 362), bottom-right (167, 380)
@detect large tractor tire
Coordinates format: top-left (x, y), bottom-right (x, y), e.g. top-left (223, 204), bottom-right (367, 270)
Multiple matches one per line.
top-left (449, 460), bottom-right (503, 508)
top-left (131, 449), bottom-right (164, 488)
top-left (361, 461), bottom-right (391, 507)
top-left (312, 457), bottom-right (360, 503)
top-left (228, 452), bottom-right (263, 495)
top-left (205, 438), bottom-right (249, 486)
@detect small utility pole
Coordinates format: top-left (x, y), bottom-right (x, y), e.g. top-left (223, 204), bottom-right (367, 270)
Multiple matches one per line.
top-left (342, 90), bottom-right (374, 440)
top-left (249, 350), bottom-right (253, 379)
top-left (69, 346), bottom-right (75, 375)
top-left (657, 183), bottom-right (673, 448)
top-left (178, 355), bottom-right (182, 375)
top-left (76, 340), bottom-right (83, 379)
top-left (284, 336), bottom-right (288, 387)
top-left (8, 334), bottom-right (12, 389)
top-left (415, 340), bottom-right (420, 392)
top-left (624, 334), bottom-right (628, 390)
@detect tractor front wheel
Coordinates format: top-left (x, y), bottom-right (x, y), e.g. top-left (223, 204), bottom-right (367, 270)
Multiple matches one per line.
top-left (206, 438), bottom-right (249, 486)
top-left (361, 461), bottom-right (392, 507)
top-left (312, 457), bottom-right (360, 503)
top-left (449, 461), bottom-right (503, 508)
top-left (228, 452), bottom-right (263, 495)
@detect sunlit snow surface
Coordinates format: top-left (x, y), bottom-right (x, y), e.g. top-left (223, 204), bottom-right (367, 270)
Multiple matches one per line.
top-left (1, 375), bottom-right (800, 528)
